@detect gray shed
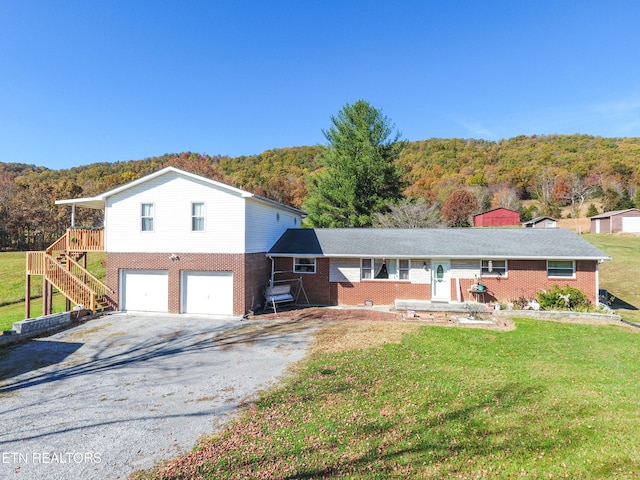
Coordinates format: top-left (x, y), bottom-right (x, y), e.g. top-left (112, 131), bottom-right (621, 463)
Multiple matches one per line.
top-left (590, 208), bottom-right (640, 233)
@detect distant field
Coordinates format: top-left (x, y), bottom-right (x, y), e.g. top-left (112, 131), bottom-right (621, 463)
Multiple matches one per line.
top-left (584, 233), bottom-right (640, 324)
top-left (0, 252), bottom-right (106, 331)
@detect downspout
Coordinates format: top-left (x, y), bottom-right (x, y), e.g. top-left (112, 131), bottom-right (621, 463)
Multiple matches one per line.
top-left (268, 255), bottom-right (275, 288)
top-left (595, 260), bottom-right (600, 306)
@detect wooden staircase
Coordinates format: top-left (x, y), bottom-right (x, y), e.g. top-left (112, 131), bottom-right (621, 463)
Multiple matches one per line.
top-left (25, 228), bottom-right (112, 317)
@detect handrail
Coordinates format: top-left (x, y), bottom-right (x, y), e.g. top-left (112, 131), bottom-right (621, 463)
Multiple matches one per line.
top-left (65, 255), bottom-right (113, 296)
top-left (42, 254), bottom-right (100, 311)
top-left (46, 232), bottom-right (68, 256)
top-left (46, 228), bottom-right (104, 255)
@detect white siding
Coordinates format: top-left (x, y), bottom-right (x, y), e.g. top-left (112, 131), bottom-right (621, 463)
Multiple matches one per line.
top-left (105, 171), bottom-right (302, 254)
top-left (330, 258), bottom-right (360, 283)
top-left (451, 260), bottom-right (479, 279)
top-left (410, 259), bottom-right (431, 284)
top-left (245, 199), bottom-right (301, 253)
top-left (106, 172), bottom-right (246, 253)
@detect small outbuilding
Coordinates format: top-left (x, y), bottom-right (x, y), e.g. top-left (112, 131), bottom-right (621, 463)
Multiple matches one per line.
top-left (523, 216), bottom-right (557, 228)
top-left (590, 208), bottom-right (640, 233)
top-left (473, 208), bottom-right (520, 227)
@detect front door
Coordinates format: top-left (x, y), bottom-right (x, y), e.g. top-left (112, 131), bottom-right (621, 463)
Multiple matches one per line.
top-left (431, 260), bottom-right (451, 302)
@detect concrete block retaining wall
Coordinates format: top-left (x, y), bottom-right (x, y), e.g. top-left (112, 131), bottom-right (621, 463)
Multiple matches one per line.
top-left (1, 312), bottom-right (74, 347)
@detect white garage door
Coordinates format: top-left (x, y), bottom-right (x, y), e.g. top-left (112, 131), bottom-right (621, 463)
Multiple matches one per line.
top-left (181, 271), bottom-right (233, 315)
top-left (622, 216), bottom-right (640, 233)
top-left (121, 270), bottom-right (169, 312)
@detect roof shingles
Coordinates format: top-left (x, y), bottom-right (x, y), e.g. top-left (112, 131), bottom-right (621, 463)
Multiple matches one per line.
top-left (268, 228), bottom-right (609, 260)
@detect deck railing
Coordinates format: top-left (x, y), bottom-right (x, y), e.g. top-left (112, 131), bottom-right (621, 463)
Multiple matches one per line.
top-left (26, 251), bottom-right (45, 275)
top-left (65, 255), bottom-right (112, 298)
top-left (46, 228), bottom-right (104, 256)
top-left (26, 227), bottom-right (108, 313)
top-left (42, 254), bottom-right (99, 311)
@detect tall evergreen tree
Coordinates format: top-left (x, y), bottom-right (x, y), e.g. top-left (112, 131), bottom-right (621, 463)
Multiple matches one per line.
top-left (303, 100), bottom-right (405, 227)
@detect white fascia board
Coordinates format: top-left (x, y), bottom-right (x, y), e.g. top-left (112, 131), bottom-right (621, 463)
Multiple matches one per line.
top-left (54, 197), bottom-right (105, 209)
top-left (270, 253), bottom-right (610, 261)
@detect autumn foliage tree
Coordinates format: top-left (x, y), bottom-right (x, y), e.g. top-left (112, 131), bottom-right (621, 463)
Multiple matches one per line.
top-left (442, 189), bottom-right (478, 227)
top-left (373, 199), bottom-right (441, 228)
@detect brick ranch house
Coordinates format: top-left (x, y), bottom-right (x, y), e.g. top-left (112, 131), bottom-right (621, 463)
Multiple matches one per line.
top-left (30, 167), bottom-right (609, 317)
top-left (267, 228), bottom-right (609, 307)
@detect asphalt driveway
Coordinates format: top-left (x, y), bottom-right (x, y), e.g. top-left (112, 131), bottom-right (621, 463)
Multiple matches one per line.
top-left (0, 313), bottom-right (318, 479)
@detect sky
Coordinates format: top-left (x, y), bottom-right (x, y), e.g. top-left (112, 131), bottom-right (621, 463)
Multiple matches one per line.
top-left (2, 0), bottom-right (640, 170)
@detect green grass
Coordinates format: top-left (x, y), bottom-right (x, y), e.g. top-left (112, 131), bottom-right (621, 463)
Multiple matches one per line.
top-left (583, 233), bottom-right (640, 324)
top-left (139, 319), bottom-right (640, 479)
top-left (0, 251), bottom-right (106, 331)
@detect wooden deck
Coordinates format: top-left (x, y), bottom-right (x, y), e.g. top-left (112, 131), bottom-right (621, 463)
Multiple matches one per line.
top-left (25, 228), bottom-right (110, 317)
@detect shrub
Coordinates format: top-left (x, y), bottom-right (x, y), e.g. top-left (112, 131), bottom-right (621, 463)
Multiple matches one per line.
top-left (537, 285), bottom-right (590, 310)
top-left (586, 203), bottom-right (599, 217)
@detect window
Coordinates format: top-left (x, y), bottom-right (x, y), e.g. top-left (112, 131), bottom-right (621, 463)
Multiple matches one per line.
top-left (361, 259), bottom-right (409, 280)
top-left (362, 259), bottom-right (373, 279)
top-left (547, 260), bottom-right (575, 278)
top-left (191, 202), bottom-right (205, 231)
top-left (399, 259), bottom-right (410, 280)
top-left (481, 260), bottom-right (507, 276)
top-left (141, 203), bottom-right (154, 231)
top-left (294, 257), bottom-right (316, 274)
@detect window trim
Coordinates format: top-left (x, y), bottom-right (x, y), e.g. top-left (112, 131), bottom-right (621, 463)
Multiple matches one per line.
top-left (293, 257), bottom-right (316, 274)
top-left (141, 203), bottom-right (154, 232)
top-left (398, 259), bottom-right (410, 280)
top-left (361, 258), bottom-right (410, 281)
top-left (191, 201), bottom-right (205, 232)
top-left (481, 259), bottom-right (507, 277)
top-left (547, 260), bottom-right (576, 278)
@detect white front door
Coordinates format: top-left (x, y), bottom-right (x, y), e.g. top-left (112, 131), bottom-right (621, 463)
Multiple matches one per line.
top-left (431, 260), bottom-right (451, 302)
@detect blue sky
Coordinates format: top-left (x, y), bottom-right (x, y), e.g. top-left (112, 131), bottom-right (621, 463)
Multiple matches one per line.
top-left (2, 1), bottom-right (640, 170)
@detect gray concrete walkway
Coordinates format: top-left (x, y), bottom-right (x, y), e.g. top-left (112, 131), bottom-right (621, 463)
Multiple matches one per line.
top-left (0, 313), bottom-right (318, 479)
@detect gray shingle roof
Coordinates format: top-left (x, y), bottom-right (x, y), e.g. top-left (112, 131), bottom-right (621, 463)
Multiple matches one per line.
top-left (268, 228), bottom-right (609, 260)
top-left (589, 208), bottom-right (640, 219)
top-left (523, 216), bottom-right (556, 225)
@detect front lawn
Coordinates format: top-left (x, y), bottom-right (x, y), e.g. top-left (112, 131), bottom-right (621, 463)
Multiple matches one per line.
top-left (136, 318), bottom-right (640, 479)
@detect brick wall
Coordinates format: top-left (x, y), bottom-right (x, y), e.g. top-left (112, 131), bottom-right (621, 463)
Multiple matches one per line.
top-left (335, 281), bottom-right (428, 306)
top-left (271, 257), bottom-right (332, 306)
top-left (244, 253), bottom-right (272, 312)
top-left (106, 252), bottom-right (271, 316)
top-left (272, 257), bottom-right (428, 306)
top-left (458, 260), bottom-right (598, 304)
top-left (267, 256), bottom-right (599, 308)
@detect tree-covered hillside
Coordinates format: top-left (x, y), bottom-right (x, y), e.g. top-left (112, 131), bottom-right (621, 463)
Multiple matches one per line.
top-left (1, 134), bottom-right (639, 250)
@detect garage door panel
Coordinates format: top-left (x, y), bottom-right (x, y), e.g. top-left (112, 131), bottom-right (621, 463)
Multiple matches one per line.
top-left (182, 271), bottom-right (233, 315)
top-left (121, 270), bottom-right (168, 312)
top-left (622, 217), bottom-right (640, 233)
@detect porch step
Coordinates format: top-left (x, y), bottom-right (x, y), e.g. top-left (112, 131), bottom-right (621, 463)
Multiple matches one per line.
top-left (394, 300), bottom-right (490, 313)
